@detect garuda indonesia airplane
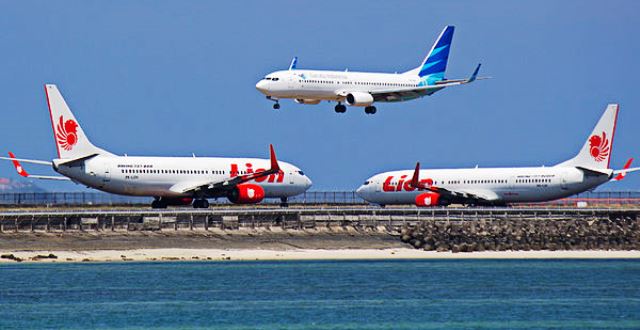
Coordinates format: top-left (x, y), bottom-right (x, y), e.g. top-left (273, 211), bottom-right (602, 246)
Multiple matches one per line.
top-left (255, 25), bottom-right (487, 114)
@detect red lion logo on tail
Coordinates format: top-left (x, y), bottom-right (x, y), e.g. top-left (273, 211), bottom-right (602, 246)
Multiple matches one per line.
top-left (588, 132), bottom-right (610, 162)
top-left (56, 116), bottom-right (78, 151)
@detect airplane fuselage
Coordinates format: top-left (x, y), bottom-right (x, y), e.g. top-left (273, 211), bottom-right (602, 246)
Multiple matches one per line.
top-left (356, 166), bottom-right (611, 205)
top-left (256, 70), bottom-right (430, 104)
top-left (54, 155), bottom-right (312, 198)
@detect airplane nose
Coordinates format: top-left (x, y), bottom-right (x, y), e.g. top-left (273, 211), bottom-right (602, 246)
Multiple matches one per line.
top-left (255, 80), bottom-right (268, 93)
top-left (356, 185), bottom-right (365, 197)
top-left (304, 176), bottom-right (313, 189)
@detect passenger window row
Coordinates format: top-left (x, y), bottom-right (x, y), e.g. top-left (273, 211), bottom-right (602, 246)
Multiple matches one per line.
top-left (121, 169), bottom-right (228, 175)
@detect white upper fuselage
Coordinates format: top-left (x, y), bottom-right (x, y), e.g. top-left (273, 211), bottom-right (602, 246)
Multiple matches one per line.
top-left (55, 155), bottom-right (312, 198)
top-left (356, 166), bottom-right (612, 205)
top-left (256, 69), bottom-right (423, 103)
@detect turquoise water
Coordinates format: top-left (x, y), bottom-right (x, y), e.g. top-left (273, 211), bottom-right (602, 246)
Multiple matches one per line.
top-left (0, 260), bottom-right (639, 329)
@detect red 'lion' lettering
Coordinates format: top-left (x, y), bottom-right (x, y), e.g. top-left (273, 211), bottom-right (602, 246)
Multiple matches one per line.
top-left (230, 163), bottom-right (284, 183)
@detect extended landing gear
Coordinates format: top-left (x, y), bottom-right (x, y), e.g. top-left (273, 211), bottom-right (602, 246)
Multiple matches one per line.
top-left (267, 96), bottom-right (280, 110)
top-left (280, 197), bottom-right (289, 208)
top-left (364, 106), bottom-right (377, 114)
top-left (151, 199), bottom-right (167, 209)
top-left (334, 103), bottom-right (346, 113)
top-left (193, 199), bottom-right (210, 209)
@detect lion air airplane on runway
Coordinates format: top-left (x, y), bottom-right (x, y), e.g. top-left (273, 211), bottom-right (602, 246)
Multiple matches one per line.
top-left (1, 85), bottom-right (312, 208)
top-left (357, 104), bottom-right (639, 207)
top-left (255, 25), bottom-right (486, 114)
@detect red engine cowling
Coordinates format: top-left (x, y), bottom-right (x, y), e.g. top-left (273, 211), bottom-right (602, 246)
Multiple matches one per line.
top-left (228, 184), bottom-right (265, 204)
top-left (415, 192), bottom-right (440, 207)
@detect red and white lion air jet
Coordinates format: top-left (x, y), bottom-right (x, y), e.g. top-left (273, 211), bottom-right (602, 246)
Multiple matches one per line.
top-left (1, 85), bottom-right (312, 208)
top-left (357, 104), bottom-right (639, 207)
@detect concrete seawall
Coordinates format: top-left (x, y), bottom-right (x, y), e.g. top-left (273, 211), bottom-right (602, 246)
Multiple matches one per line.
top-left (0, 207), bottom-right (638, 252)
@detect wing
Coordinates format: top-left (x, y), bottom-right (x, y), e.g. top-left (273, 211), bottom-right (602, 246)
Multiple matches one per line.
top-left (408, 162), bottom-right (500, 205)
top-left (338, 63), bottom-right (488, 103)
top-left (3, 152), bottom-right (70, 181)
top-left (170, 144), bottom-right (282, 197)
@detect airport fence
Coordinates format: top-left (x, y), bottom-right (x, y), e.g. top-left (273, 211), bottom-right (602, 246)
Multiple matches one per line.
top-left (0, 190), bottom-right (640, 207)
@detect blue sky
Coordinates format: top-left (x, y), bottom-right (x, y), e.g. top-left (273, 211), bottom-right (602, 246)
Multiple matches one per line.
top-left (0, 0), bottom-right (639, 191)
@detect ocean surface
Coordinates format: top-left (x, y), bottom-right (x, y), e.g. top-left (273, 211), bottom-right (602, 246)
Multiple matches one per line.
top-left (0, 260), bottom-right (639, 329)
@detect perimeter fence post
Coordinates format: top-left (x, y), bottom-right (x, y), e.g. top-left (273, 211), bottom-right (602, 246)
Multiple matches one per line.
top-left (111, 216), bottom-right (115, 231)
top-left (204, 215), bottom-right (209, 231)
top-left (190, 214), bottom-right (194, 231)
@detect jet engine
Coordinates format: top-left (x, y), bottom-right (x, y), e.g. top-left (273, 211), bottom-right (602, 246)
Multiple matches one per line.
top-left (228, 184), bottom-right (265, 204)
top-left (295, 98), bottom-right (321, 105)
top-left (415, 192), bottom-right (440, 207)
top-left (346, 92), bottom-right (374, 106)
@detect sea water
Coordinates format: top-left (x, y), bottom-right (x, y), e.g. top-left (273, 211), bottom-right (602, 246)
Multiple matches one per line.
top-left (0, 260), bottom-right (639, 329)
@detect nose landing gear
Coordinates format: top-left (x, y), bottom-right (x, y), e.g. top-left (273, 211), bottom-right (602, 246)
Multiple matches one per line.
top-left (267, 96), bottom-right (280, 110)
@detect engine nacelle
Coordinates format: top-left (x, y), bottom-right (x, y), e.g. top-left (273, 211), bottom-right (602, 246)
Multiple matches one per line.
top-left (228, 184), bottom-right (265, 204)
top-left (295, 98), bottom-right (321, 105)
top-left (415, 192), bottom-right (440, 207)
top-left (346, 92), bottom-right (374, 106)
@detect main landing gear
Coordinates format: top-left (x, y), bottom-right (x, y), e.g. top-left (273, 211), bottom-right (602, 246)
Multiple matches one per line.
top-left (280, 197), bottom-right (289, 208)
top-left (151, 199), bottom-right (167, 209)
top-left (364, 106), bottom-right (377, 114)
top-left (193, 199), bottom-right (209, 209)
top-left (267, 96), bottom-right (280, 110)
top-left (334, 103), bottom-right (347, 113)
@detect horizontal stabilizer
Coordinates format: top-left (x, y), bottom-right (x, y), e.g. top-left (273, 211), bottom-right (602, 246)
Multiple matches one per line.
top-left (5, 152), bottom-right (70, 181)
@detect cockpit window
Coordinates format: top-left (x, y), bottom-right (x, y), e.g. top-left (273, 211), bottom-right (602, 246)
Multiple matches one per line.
top-left (264, 77), bottom-right (272, 80)
top-left (297, 170), bottom-right (304, 176)
top-left (272, 78), bottom-right (279, 81)
top-left (363, 181), bottom-right (370, 185)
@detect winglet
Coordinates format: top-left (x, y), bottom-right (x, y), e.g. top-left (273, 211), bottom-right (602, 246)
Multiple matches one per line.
top-left (8, 152), bottom-right (29, 177)
top-left (269, 144), bottom-right (280, 172)
top-left (466, 63), bottom-right (481, 83)
top-left (410, 162), bottom-right (421, 189)
top-left (613, 158), bottom-right (633, 181)
top-left (289, 57), bottom-right (298, 70)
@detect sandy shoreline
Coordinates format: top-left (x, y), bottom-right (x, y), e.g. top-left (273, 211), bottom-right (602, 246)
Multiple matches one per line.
top-left (1, 248), bottom-right (639, 263)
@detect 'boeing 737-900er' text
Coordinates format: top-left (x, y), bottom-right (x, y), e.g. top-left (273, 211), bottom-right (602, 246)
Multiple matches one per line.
top-left (256, 25), bottom-right (487, 114)
top-left (1, 85), bottom-right (312, 208)
top-left (357, 104), bottom-right (639, 206)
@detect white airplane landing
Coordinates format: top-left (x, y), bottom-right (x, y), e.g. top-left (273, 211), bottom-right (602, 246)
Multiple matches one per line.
top-left (357, 104), bottom-right (639, 206)
top-left (256, 25), bottom-right (487, 114)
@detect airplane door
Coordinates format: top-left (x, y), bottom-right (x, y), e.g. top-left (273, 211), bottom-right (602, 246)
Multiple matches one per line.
top-left (102, 162), bottom-right (111, 184)
top-left (561, 176), bottom-right (568, 190)
top-left (289, 171), bottom-right (294, 184)
top-left (287, 75), bottom-right (295, 90)
top-left (508, 176), bottom-right (515, 189)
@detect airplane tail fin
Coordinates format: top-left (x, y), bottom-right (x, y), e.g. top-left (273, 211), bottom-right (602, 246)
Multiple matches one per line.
top-left (44, 84), bottom-right (111, 159)
top-left (556, 104), bottom-right (619, 170)
top-left (404, 25), bottom-right (455, 85)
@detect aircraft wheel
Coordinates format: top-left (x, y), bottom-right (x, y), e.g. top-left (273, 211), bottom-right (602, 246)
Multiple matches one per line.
top-left (280, 197), bottom-right (289, 208)
top-left (273, 103), bottom-right (280, 110)
top-left (193, 199), bottom-right (209, 208)
top-left (365, 106), bottom-right (377, 114)
top-left (334, 104), bottom-right (346, 113)
top-left (151, 200), bottom-right (167, 209)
